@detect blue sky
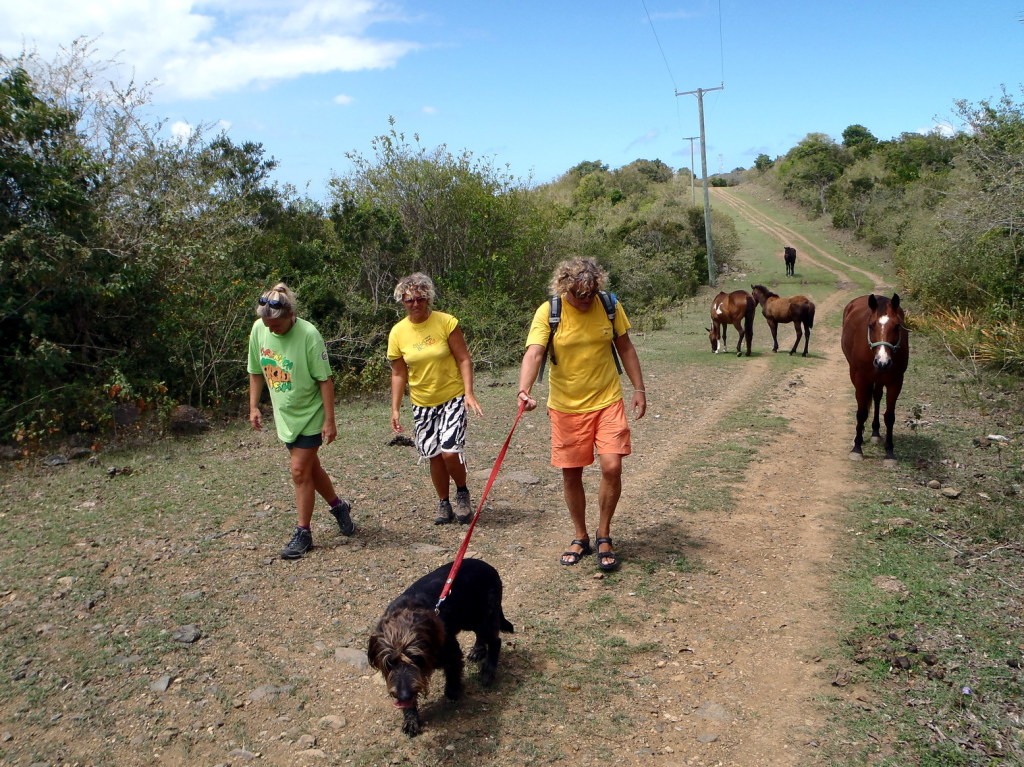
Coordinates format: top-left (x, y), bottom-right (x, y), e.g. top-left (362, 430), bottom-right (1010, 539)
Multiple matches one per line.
top-left (2, 1), bottom-right (1022, 199)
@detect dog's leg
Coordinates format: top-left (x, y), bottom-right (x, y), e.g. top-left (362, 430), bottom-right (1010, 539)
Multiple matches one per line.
top-left (441, 638), bottom-right (464, 700)
top-left (402, 706), bottom-right (422, 736)
top-left (467, 635), bottom-right (487, 663)
top-left (477, 630), bottom-right (500, 686)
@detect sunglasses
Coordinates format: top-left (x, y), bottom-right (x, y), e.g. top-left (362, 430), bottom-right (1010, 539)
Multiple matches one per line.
top-left (570, 290), bottom-right (595, 301)
top-left (402, 296), bottom-right (428, 305)
top-left (258, 296), bottom-right (289, 309)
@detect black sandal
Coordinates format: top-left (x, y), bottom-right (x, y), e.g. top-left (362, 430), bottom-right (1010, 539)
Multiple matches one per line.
top-left (560, 538), bottom-right (593, 566)
top-left (595, 537), bottom-right (620, 572)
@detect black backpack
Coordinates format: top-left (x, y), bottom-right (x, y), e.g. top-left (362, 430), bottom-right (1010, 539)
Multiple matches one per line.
top-left (538, 291), bottom-right (623, 381)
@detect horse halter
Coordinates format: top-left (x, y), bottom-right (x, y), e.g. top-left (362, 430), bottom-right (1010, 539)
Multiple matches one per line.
top-left (867, 324), bottom-right (902, 351)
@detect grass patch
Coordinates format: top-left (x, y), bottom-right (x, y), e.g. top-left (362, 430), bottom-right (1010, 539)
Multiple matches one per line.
top-left (826, 330), bottom-right (1024, 765)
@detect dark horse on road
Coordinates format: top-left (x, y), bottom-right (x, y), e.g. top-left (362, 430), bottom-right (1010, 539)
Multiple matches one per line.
top-left (841, 293), bottom-right (910, 465)
top-left (706, 290), bottom-right (755, 357)
top-left (783, 246), bottom-right (796, 277)
top-left (750, 284), bottom-right (815, 357)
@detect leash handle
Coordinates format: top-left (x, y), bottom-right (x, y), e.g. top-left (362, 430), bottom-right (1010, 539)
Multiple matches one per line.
top-left (435, 399), bottom-right (527, 612)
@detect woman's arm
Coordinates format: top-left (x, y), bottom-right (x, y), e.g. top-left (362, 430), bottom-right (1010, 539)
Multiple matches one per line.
top-left (516, 344), bottom-right (546, 412)
top-left (390, 358), bottom-right (409, 433)
top-left (248, 373), bottom-right (265, 430)
top-left (614, 332), bottom-right (647, 419)
top-left (448, 326), bottom-right (483, 417)
top-left (319, 378), bottom-right (338, 444)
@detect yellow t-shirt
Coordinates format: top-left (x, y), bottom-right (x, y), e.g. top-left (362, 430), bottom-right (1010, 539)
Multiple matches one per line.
top-left (387, 311), bottom-right (465, 407)
top-left (525, 295), bottom-right (631, 414)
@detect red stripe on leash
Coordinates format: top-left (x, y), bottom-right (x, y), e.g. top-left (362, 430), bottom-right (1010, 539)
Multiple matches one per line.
top-left (435, 399), bottom-right (527, 612)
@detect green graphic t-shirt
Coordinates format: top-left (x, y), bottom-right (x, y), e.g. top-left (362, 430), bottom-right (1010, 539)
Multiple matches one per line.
top-left (247, 317), bottom-right (332, 442)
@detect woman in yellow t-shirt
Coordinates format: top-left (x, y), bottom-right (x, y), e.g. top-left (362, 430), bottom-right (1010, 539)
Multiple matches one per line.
top-left (388, 273), bottom-right (484, 526)
top-left (516, 257), bottom-right (647, 571)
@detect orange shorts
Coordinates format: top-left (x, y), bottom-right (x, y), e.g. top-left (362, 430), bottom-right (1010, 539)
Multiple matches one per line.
top-left (549, 400), bottom-right (631, 468)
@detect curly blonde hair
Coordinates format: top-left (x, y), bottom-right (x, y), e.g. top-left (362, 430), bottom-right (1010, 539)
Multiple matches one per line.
top-left (548, 257), bottom-right (608, 296)
top-left (256, 282), bottom-right (297, 319)
top-left (393, 272), bottom-right (437, 303)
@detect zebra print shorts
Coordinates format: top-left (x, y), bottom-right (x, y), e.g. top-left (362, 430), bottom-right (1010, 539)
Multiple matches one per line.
top-left (412, 395), bottom-right (467, 459)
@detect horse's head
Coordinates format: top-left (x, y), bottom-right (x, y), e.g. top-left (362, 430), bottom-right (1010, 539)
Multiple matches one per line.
top-left (867, 293), bottom-right (904, 370)
top-left (706, 326), bottom-right (719, 352)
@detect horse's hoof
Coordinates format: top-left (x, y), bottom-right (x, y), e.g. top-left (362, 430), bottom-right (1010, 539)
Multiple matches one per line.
top-left (848, 452), bottom-right (864, 461)
top-left (869, 436), bottom-right (882, 444)
top-left (882, 458), bottom-right (898, 468)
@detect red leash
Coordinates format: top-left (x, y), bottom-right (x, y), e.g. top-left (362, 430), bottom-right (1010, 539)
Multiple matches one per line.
top-left (435, 399), bottom-right (527, 612)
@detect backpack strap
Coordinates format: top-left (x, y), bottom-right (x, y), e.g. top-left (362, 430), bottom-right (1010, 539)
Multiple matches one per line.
top-left (538, 294), bottom-right (561, 382)
top-left (598, 291), bottom-right (624, 375)
top-left (539, 292), bottom-right (623, 382)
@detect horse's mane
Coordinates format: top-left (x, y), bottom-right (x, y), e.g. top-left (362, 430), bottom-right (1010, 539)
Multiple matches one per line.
top-left (751, 284), bottom-right (778, 298)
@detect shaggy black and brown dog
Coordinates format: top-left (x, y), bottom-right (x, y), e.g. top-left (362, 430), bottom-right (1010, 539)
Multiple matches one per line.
top-left (367, 558), bottom-right (514, 736)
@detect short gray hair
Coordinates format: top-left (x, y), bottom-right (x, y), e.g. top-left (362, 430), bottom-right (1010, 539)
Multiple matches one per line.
top-left (393, 272), bottom-right (437, 303)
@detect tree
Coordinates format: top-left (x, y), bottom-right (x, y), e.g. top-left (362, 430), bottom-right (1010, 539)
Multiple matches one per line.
top-left (776, 133), bottom-right (848, 215)
top-left (881, 131), bottom-right (956, 185)
top-left (754, 154), bottom-right (774, 172)
top-left (902, 89), bottom-right (1024, 315)
top-left (0, 62), bottom-right (101, 430)
top-left (841, 124), bottom-right (878, 159)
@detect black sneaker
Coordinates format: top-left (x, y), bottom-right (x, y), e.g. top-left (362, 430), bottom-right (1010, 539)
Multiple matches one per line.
top-left (434, 498), bottom-right (455, 525)
top-left (330, 500), bottom-right (355, 536)
top-left (281, 527), bottom-right (312, 559)
top-left (454, 488), bottom-right (473, 524)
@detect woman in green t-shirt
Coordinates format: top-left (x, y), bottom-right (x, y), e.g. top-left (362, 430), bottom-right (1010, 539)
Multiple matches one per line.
top-left (248, 283), bottom-right (354, 560)
top-left (387, 273), bottom-right (484, 526)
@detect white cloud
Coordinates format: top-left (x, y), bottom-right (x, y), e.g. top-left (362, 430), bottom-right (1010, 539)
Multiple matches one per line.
top-left (0, 0), bottom-right (419, 100)
top-left (916, 122), bottom-right (956, 137)
top-left (170, 120), bottom-right (194, 141)
top-left (333, 93), bottom-right (355, 105)
top-left (421, 105), bottom-right (437, 115)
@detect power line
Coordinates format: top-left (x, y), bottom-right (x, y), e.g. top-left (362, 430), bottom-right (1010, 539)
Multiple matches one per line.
top-left (641, 0), bottom-right (677, 92)
top-left (717, 0), bottom-right (726, 87)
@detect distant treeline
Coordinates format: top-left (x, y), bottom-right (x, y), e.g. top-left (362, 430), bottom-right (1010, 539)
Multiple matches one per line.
top-left (1, 43), bottom-right (731, 445)
top-left (748, 90), bottom-right (1024, 372)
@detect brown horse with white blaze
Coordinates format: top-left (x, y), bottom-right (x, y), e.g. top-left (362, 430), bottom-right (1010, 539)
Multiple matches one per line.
top-left (706, 290), bottom-right (755, 357)
top-left (841, 293), bottom-right (910, 465)
top-left (750, 284), bottom-right (816, 356)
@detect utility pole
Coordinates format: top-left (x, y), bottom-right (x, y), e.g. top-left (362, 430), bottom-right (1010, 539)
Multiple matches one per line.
top-left (682, 136), bottom-right (700, 208)
top-left (676, 84), bottom-right (724, 286)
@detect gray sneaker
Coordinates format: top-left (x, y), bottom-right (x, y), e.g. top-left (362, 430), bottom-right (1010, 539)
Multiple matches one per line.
top-left (330, 500), bottom-right (354, 536)
top-left (281, 527), bottom-right (312, 559)
top-left (454, 488), bottom-right (473, 524)
top-left (434, 498), bottom-right (455, 525)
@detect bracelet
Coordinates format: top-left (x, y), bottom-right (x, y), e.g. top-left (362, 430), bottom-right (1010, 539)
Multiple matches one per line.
top-left (633, 390), bottom-right (646, 394)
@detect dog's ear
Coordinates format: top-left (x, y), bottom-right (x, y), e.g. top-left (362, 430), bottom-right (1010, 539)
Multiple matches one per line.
top-left (422, 612), bottom-right (447, 658)
top-left (367, 625), bottom-right (386, 671)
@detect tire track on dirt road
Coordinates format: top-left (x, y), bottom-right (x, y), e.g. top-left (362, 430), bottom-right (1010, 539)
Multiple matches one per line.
top-left (607, 188), bottom-right (893, 766)
top-left (714, 187), bottom-right (890, 293)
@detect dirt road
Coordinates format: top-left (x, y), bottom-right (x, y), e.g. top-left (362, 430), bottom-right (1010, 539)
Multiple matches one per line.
top-left (0, 186), bottom-right (899, 767)
top-left (569, 186), bottom-right (895, 766)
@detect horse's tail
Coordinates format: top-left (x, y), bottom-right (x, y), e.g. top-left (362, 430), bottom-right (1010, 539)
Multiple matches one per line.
top-left (806, 302), bottom-right (816, 328)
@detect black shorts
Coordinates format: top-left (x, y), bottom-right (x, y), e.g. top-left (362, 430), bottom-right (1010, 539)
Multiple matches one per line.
top-left (285, 433), bottom-right (323, 450)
